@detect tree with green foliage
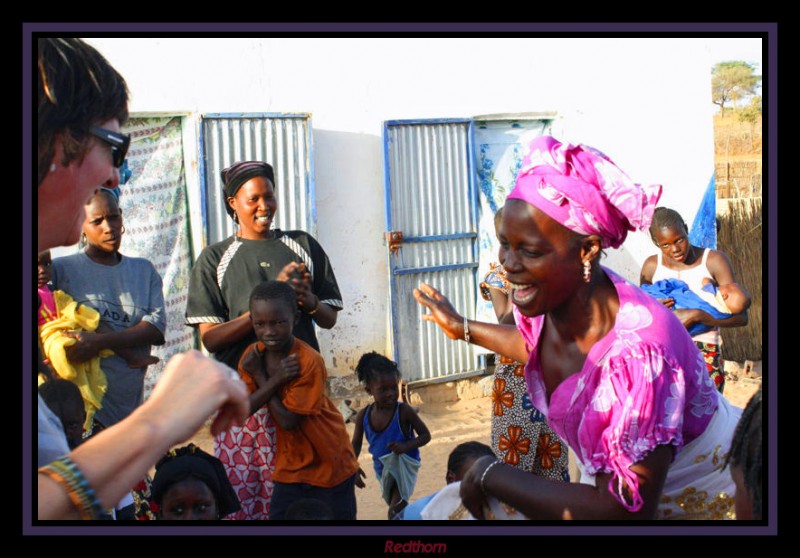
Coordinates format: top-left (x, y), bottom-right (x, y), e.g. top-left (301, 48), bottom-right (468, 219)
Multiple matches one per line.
top-left (712, 61), bottom-right (760, 115)
top-left (738, 95), bottom-right (762, 151)
top-left (738, 95), bottom-right (762, 125)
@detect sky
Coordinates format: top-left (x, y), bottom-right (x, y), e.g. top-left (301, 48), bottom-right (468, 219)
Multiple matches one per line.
top-left (705, 37), bottom-right (762, 70)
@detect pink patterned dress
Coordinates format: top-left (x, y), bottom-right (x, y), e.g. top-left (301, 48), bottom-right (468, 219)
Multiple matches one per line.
top-left (214, 407), bottom-right (276, 520)
top-left (515, 266), bottom-right (739, 519)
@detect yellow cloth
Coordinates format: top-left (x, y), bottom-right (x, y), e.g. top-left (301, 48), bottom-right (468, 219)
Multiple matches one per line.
top-left (39, 290), bottom-right (113, 430)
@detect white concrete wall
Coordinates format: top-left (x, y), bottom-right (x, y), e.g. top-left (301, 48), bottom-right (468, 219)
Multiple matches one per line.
top-left (84, 37), bottom-right (720, 377)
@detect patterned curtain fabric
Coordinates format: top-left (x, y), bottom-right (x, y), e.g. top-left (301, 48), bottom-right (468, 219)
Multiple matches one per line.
top-left (120, 116), bottom-right (196, 399)
top-left (474, 121), bottom-right (550, 325)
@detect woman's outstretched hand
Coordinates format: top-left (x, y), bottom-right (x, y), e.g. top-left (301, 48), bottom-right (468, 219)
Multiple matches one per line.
top-left (412, 283), bottom-right (465, 340)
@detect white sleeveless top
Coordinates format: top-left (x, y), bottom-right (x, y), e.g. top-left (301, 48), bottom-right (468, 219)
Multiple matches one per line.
top-left (652, 248), bottom-right (720, 344)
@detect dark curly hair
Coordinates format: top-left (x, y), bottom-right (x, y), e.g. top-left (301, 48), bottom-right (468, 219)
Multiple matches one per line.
top-left (249, 280), bottom-right (297, 313)
top-left (726, 388), bottom-right (762, 519)
top-left (38, 378), bottom-right (83, 423)
top-left (447, 441), bottom-right (495, 476)
top-left (355, 351), bottom-right (401, 385)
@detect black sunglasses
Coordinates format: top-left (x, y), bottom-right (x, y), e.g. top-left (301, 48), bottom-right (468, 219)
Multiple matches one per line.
top-left (89, 126), bottom-right (131, 168)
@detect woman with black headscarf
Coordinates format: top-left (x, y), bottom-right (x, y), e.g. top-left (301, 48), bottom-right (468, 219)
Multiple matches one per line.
top-left (185, 160), bottom-right (343, 519)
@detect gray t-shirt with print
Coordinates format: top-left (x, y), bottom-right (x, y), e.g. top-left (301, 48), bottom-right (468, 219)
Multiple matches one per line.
top-left (50, 252), bottom-right (166, 427)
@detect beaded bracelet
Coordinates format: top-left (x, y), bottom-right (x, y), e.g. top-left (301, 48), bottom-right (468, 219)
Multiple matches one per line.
top-left (479, 459), bottom-right (503, 496)
top-left (39, 456), bottom-right (104, 520)
top-left (463, 317), bottom-right (470, 343)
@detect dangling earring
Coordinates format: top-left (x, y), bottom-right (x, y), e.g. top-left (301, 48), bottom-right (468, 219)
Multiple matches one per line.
top-left (583, 260), bottom-right (592, 283)
top-left (232, 212), bottom-right (241, 239)
top-left (49, 163), bottom-right (57, 173)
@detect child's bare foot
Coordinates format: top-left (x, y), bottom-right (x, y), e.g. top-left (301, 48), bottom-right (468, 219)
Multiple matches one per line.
top-left (125, 354), bottom-right (160, 369)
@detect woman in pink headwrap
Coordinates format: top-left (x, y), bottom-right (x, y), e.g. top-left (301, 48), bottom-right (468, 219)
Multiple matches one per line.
top-left (414, 136), bottom-right (742, 519)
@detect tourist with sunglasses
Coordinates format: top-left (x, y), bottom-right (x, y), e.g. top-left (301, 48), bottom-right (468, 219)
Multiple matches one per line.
top-left (36, 38), bottom-right (249, 521)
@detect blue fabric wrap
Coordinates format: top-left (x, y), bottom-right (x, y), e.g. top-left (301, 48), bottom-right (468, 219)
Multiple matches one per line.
top-left (641, 278), bottom-right (729, 336)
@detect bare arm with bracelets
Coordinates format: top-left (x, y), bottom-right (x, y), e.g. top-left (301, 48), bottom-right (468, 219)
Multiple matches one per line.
top-left (412, 282), bottom-right (674, 520)
top-left (412, 282), bottom-right (528, 364)
top-left (461, 445), bottom-right (673, 520)
top-left (38, 351), bottom-right (249, 520)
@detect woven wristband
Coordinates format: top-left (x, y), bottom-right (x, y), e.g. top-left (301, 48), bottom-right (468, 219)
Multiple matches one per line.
top-left (463, 317), bottom-right (470, 343)
top-left (39, 456), bottom-right (103, 520)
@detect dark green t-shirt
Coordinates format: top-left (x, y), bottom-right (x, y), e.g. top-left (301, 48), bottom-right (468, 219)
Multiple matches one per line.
top-left (185, 230), bottom-right (343, 369)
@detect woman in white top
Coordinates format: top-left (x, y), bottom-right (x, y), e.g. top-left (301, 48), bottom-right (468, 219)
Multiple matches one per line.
top-left (640, 207), bottom-right (750, 392)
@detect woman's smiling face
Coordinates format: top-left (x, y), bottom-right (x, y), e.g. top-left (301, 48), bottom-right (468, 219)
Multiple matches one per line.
top-left (498, 199), bottom-right (583, 318)
top-left (228, 176), bottom-right (277, 240)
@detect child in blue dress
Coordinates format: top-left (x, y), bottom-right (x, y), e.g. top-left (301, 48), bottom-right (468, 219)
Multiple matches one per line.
top-left (351, 352), bottom-right (431, 519)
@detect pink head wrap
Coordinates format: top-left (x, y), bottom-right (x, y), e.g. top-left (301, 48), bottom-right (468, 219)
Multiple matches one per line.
top-left (507, 136), bottom-right (662, 249)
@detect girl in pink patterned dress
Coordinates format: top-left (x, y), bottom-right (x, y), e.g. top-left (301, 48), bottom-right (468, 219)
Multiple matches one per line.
top-left (213, 383), bottom-right (279, 520)
top-left (415, 136), bottom-right (742, 519)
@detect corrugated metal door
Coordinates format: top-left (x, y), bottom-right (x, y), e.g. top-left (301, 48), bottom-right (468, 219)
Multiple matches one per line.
top-left (383, 119), bottom-right (483, 384)
top-left (200, 114), bottom-right (315, 246)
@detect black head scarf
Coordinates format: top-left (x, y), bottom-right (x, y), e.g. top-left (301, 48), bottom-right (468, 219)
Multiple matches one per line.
top-left (151, 443), bottom-right (241, 518)
top-left (220, 161), bottom-right (275, 219)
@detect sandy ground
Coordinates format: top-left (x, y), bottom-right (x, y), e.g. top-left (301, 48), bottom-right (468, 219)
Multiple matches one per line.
top-left (188, 376), bottom-right (760, 521)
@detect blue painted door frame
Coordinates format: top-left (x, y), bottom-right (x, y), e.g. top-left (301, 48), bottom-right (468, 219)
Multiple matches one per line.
top-left (383, 119), bottom-right (483, 384)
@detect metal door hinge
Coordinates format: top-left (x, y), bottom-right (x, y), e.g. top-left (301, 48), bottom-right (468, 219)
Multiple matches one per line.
top-left (385, 231), bottom-right (403, 253)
